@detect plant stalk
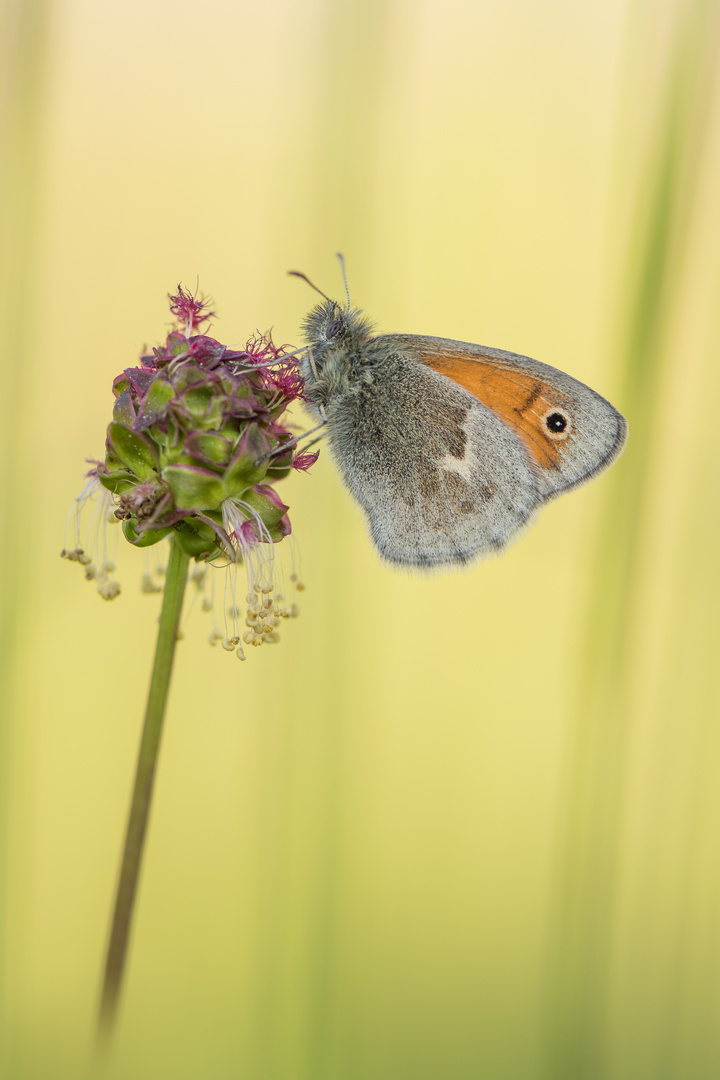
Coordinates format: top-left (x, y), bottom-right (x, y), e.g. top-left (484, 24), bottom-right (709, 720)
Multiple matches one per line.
top-left (97, 535), bottom-right (190, 1041)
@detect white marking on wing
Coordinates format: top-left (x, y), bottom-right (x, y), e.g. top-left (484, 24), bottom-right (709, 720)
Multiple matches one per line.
top-left (439, 453), bottom-right (473, 480)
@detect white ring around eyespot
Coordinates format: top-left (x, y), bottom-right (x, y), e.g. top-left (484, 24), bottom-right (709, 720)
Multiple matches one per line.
top-left (542, 408), bottom-right (573, 441)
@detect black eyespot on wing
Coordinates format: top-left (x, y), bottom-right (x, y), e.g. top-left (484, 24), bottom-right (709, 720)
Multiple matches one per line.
top-left (542, 408), bottom-right (572, 442)
top-left (546, 412), bottom-right (567, 433)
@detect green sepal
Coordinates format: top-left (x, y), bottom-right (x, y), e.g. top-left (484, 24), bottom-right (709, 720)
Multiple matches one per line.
top-left (112, 373), bottom-right (131, 397)
top-left (97, 467), bottom-right (136, 495)
top-left (122, 520), bottom-right (173, 547)
top-left (113, 390), bottom-right (136, 425)
top-left (182, 385), bottom-right (224, 428)
top-left (169, 361), bottom-right (204, 393)
top-left (223, 425), bottom-right (270, 496)
top-left (107, 422), bottom-right (160, 480)
top-left (166, 337), bottom-right (193, 359)
top-left (105, 447), bottom-right (126, 472)
top-left (216, 369), bottom-right (239, 396)
top-left (136, 374), bottom-right (174, 428)
top-left (182, 384), bottom-right (212, 416)
top-left (172, 519), bottom-right (220, 558)
top-left (169, 452), bottom-right (223, 472)
top-left (162, 464), bottom-right (228, 510)
top-left (154, 419), bottom-right (186, 464)
top-left (229, 383), bottom-right (258, 416)
top-left (185, 431), bottom-right (233, 466)
top-left (240, 486), bottom-right (288, 529)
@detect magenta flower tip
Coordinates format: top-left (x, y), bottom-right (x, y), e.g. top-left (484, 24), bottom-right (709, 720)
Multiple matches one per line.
top-left (168, 284), bottom-right (216, 336)
top-left (292, 450), bottom-right (320, 472)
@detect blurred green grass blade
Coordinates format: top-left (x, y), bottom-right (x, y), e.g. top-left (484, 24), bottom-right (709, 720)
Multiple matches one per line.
top-left (644, 473), bottom-right (720, 1078)
top-left (0, 0), bottom-right (50, 1067)
top-left (543, 1), bottom-right (720, 1077)
top-left (304, 0), bottom-right (396, 275)
top-left (248, 3), bottom-right (397, 1078)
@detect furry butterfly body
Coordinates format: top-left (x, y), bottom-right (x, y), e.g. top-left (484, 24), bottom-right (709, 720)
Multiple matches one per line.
top-left (299, 299), bottom-right (627, 568)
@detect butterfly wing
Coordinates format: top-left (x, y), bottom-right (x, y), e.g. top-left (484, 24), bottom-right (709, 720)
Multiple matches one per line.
top-left (325, 343), bottom-right (544, 566)
top-left (375, 334), bottom-right (627, 500)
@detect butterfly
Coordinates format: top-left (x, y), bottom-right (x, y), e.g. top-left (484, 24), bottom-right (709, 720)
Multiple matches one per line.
top-left (289, 263), bottom-right (627, 568)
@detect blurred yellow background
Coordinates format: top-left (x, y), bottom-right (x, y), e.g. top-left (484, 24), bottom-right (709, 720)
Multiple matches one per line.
top-left (2, 0), bottom-right (720, 1076)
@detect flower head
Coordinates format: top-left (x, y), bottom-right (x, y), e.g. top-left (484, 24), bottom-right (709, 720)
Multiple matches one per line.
top-left (64, 287), bottom-right (315, 654)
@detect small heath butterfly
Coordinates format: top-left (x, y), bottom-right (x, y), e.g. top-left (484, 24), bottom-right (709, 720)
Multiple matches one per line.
top-left (290, 261), bottom-right (627, 568)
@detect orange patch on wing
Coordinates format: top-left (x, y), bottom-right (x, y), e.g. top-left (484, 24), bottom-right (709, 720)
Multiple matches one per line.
top-left (424, 354), bottom-right (568, 470)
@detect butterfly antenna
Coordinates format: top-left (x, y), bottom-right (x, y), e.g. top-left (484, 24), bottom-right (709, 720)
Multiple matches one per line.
top-left (288, 270), bottom-right (332, 303)
top-left (336, 252), bottom-right (351, 315)
top-left (254, 419), bottom-right (328, 465)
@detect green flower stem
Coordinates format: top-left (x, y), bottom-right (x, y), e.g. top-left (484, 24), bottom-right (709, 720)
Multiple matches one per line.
top-left (98, 535), bottom-right (190, 1040)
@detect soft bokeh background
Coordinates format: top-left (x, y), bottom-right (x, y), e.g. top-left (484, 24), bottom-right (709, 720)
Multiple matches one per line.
top-left (2, 0), bottom-right (720, 1076)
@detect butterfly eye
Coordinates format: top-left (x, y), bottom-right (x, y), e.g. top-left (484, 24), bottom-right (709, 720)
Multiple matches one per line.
top-left (326, 319), bottom-right (343, 339)
top-left (544, 409), bottom-right (572, 439)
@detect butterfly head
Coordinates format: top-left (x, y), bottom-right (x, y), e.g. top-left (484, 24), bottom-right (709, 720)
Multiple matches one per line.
top-left (302, 298), bottom-right (349, 346)
top-left (303, 297), bottom-right (374, 345)
top-left (299, 299), bottom-right (374, 408)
